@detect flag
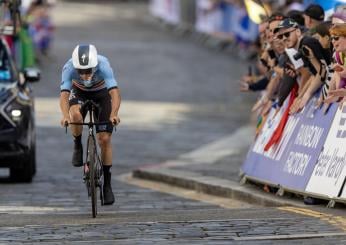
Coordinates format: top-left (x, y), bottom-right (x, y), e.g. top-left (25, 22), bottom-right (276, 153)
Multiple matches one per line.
top-left (244, 0), bottom-right (269, 24)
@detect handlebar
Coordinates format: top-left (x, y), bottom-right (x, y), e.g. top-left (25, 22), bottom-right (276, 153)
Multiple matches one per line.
top-left (64, 121), bottom-right (117, 134)
top-left (64, 100), bottom-right (118, 133)
top-left (68, 121), bottom-right (112, 126)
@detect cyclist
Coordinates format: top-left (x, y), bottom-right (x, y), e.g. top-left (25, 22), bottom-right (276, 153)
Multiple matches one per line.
top-left (59, 44), bottom-right (121, 205)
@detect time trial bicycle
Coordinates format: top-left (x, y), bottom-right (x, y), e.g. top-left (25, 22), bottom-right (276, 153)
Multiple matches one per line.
top-left (65, 100), bottom-right (114, 218)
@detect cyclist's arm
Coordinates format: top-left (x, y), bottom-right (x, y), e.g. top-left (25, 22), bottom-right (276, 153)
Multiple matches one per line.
top-left (99, 56), bottom-right (118, 90)
top-left (60, 91), bottom-right (70, 122)
top-left (109, 88), bottom-right (121, 117)
top-left (59, 61), bottom-right (73, 125)
top-left (99, 57), bottom-right (121, 121)
top-left (60, 61), bottom-right (74, 92)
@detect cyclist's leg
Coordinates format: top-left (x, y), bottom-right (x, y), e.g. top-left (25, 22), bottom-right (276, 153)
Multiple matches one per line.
top-left (94, 89), bottom-right (114, 205)
top-left (69, 88), bottom-right (85, 133)
top-left (69, 88), bottom-right (85, 167)
top-left (93, 88), bottom-right (114, 164)
top-left (96, 132), bottom-right (112, 164)
top-left (96, 132), bottom-right (114, 205)
top-left (69, 105), bottom-right (83, 135)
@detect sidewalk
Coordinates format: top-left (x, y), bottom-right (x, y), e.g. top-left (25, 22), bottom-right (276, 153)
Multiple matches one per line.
top-left (132, 125), bottom-right (305, 208)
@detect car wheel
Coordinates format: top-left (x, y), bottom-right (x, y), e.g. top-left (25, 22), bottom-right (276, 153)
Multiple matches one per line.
top-left (10, 150), bottom-right (34, 183)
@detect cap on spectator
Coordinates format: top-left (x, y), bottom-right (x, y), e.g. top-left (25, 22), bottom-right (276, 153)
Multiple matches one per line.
top-left (304, 4), bottom-right (325, 21)
top-left (274, 18), bottom-right (299, 33)
top-left (287, 10), bottom-right (305, 26)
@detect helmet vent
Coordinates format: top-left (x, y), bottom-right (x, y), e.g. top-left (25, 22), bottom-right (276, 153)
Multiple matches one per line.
top-left (78, 45), bottom-right (89, 66)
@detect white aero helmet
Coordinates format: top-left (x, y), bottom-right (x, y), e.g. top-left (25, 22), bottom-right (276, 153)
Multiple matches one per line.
top-left (72, 44), bottom-right (98, 69)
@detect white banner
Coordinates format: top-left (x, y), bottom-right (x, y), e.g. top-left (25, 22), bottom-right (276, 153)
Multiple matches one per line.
top-left (306, 106), bottom-right (346, 198)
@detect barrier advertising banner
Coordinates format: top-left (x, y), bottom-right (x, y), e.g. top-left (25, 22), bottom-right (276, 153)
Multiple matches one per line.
top-left (306, 105), bottom-right (346, 198)
top-left (242, 94), bottom-right (338, 191)
top-left (251, 95), bottom-right (291, 158)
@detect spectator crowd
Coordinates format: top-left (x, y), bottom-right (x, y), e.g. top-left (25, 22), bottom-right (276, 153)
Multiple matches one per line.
top-left (1, 0), bottom-right (54, 71)
top-left (237, 2), bottom-right (346, 204)
top-left (240, 3), bottom-right (346, 136)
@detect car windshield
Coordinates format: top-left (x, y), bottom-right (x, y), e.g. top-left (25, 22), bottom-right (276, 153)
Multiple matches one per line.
top-left (0, 46), bottom-right (12, 83)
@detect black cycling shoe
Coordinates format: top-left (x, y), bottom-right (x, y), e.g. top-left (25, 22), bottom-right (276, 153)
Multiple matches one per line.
top-left (72, 143), bottom-right (83, 167)
top-left (103, 185), bottom-right (115, 205)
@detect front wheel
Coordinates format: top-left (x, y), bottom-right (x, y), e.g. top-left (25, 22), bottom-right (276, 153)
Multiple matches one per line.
top-left (87, 136), bottom-right (97, 218)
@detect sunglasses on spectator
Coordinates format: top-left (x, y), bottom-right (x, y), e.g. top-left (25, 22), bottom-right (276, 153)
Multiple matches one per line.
top-left (331, 36), bottom-right (342, 41)
top-left (77, 68), bottom-right (94, 75)
top-left (277, 30), bottom-right (295, 40)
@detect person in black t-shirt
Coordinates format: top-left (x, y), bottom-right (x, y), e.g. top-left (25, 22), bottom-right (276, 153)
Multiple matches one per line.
top-left (274, 18), bottom-right (330, 113)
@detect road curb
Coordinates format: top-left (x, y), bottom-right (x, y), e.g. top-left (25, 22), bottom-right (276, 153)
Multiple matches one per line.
top-left (133, 167), bottom-right (304, 208)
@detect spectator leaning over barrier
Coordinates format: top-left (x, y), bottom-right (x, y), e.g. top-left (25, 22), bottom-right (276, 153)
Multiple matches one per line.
top-left (248, 14), bottom-right (286, 115)
top-left (274, 18), bottom-right (331, 114)
top-left (324, 24), bottom-right (346, 107)
top-left (313, 22), bottom-right (333, 62)
top-left (239, 14), bottom-right (287, 92)
top-left (254, 17), bottom-right (300, 111)
top-left (302, 4), bottom-right (325, 34)
top-left (273, 18), bottom-right (307, 112)
top-left (310, 21), bottom-right (335, 110)
top-left (263, 34), bottom-right (294, 110)
top-left (322, 10), bottom-right (346, 108)
top-left (239, 20), bottom-right (269, 92)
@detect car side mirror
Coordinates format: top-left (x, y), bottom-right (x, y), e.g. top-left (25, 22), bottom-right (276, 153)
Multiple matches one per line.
top-left (24, 68), bottom-right (40, 82)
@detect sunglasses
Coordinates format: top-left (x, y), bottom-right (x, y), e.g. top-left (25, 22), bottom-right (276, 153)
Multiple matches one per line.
top-left (277, 30), bottom-right (295, 40)
top-left (331, 36), bottom-right (341, 41)
top-left (77, 68), bottom-right (94, 75)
